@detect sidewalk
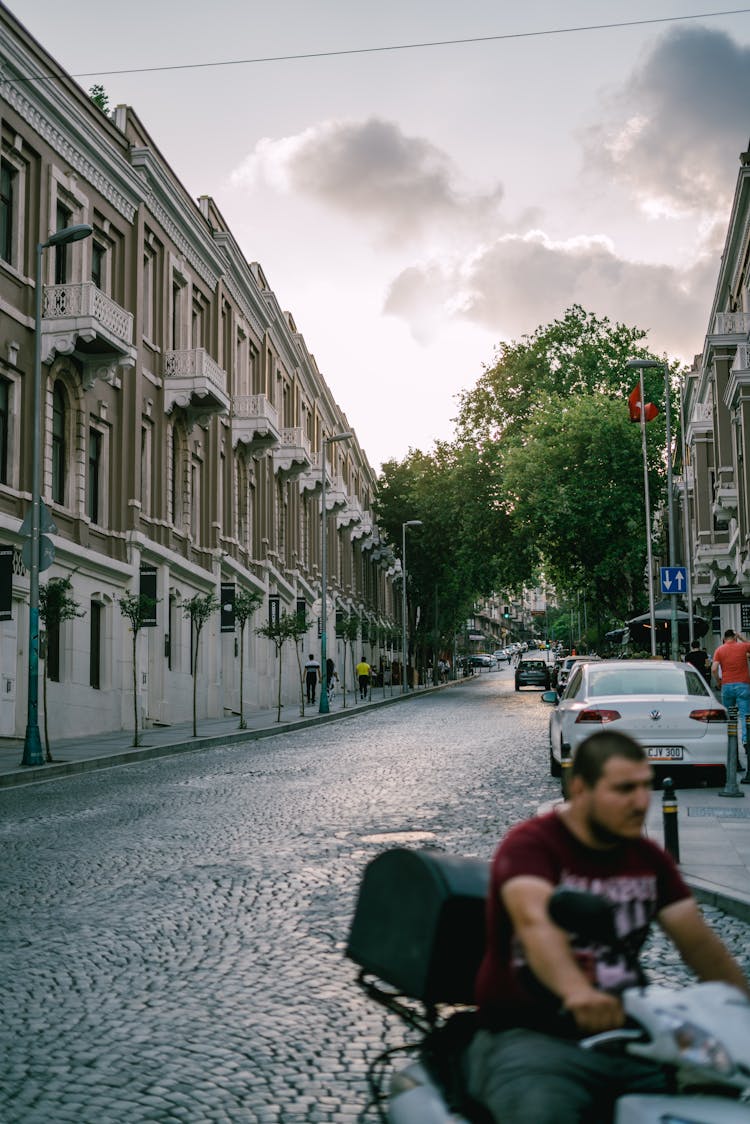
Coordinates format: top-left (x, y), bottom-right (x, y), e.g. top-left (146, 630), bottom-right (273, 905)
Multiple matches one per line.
top-left (0, 680), bottom-right (447, 789)
top-left (2, 680), bottom-right (749, 924)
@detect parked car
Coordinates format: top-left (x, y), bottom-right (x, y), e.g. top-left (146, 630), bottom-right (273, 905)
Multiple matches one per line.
top-left (515, 658), bottom-right (551, 691)
top-left (543, 659), bottom-right (727, 784)
top-left (466, 654), bottom-right (494, 669)
top-left (555, 654), bottom-right (600, 695)
top-left (493, 649), bottom-right (512, 665)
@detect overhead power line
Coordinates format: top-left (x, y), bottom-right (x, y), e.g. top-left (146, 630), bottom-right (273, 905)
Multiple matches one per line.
top-left (17, 7), bottom-right (750, 82)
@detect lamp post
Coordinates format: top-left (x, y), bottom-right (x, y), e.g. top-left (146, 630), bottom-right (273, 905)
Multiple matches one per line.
top-left (626, 359), bottom-right (679, 661)
top-left (401, 520), bottom-right (422, 694)
top-left (23, 223), bottom-right (92, 767)
top-left (319, 431), bottom-right (352, 714)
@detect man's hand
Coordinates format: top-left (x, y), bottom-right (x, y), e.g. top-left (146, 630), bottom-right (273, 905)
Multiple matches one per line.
top-left (562, 984), bottom-right (625, 1034)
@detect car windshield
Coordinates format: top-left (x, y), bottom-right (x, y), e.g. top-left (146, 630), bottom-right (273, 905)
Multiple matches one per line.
top-left (586, 666), bottom-right (710, 698)
top-left (522, 661), bottom-right (546, 670)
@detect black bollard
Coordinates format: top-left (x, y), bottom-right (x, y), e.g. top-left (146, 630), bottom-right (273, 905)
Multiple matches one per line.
top-left (719, 706), bottom-right (744, 799)
top-left (661, 776), bottom-right (680, 863)
top-left (561, 742), bottom-right (572, 800)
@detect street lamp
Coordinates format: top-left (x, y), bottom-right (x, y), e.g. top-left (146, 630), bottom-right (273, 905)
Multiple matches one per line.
top-left (626, 359), bottom-right (679, 661)
top-left (319, 431), bottom-right (352, 714)
top-left (22, 223), bottom-right (93, 766)
top-left (401, 520), bottom-right (423, 694)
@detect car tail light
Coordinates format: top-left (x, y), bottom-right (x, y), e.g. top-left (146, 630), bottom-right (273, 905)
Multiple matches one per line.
top-left (689, 708), bottom-right (727, 723)
top-left (575, 709), bottom-right (621, 724)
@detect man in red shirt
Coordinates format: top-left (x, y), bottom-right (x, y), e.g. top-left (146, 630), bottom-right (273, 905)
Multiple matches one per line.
top-left (711, 628), bottom-right (750, 756)
top-left (465, 730), bottom-right (748, 1124)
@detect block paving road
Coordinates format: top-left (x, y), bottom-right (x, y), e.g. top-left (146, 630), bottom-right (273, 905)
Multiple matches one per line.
top-left (2, 668), bottom-right (749, 1123)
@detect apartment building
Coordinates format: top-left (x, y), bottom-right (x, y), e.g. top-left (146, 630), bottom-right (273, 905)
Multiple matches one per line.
top-left (682, 138), bottom-right (750, 641)
top-left (0, 5), bottom-right (396, 739)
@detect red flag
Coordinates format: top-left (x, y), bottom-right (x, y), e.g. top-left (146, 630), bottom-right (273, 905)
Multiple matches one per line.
top-left (628, 384), bottom-right (659, 423)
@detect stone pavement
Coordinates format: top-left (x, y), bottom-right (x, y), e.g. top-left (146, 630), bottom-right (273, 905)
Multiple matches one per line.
top-left (2, 675), bottom-right (750, 925)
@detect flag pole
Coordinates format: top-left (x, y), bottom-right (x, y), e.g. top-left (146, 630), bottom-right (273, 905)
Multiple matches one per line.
top-left (639, 371), bottom-right (657, 656)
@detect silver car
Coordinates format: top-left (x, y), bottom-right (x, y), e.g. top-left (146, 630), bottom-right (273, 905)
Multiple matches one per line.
top-left (544, 659), bottom-right (728, 783)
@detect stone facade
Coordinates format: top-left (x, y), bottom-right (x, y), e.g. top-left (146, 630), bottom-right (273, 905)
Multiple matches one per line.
top-left (0, 6), bottom-right (397, 738)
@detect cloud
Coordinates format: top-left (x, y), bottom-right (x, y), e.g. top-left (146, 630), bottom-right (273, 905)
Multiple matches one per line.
top-left (384, 231), bottom-right (716, 359)
top-left (583, 26), bottom-right (750, 218)
top-left (230, 117), bottom-right (504, 243)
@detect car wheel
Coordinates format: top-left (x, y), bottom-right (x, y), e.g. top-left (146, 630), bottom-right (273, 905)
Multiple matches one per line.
top-left (550, 744), bottom-right (561, 778)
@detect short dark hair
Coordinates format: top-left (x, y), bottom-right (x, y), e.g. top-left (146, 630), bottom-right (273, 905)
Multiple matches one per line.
top-left (724, 629), bottom-right (736, 641)
top-left (572, 730), bottom-right (647, 786)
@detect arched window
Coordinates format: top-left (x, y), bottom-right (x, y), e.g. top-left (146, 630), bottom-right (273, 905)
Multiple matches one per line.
top-left (51, 381), bottom-right (66, 505)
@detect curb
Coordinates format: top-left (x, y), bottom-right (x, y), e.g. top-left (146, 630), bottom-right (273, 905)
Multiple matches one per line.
top-left (0, 676), bottom-right (475, 790)
top-left (684, 876), bottom-right (750, 925)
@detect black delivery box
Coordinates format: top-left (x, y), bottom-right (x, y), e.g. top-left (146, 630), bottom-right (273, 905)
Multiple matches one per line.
top-left (346, 847), bottom-right (489, 1006)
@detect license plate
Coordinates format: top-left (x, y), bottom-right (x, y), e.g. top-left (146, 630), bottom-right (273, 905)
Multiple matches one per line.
top-left (647, 746), bottom-right (683, 760)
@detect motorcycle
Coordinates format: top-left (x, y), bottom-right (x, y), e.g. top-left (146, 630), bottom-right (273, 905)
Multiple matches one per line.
top-left (347, 847), bottom-right (750, 1123)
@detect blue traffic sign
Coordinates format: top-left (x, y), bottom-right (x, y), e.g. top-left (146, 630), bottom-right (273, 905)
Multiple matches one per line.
top-left (660, 566), bottom-right (687, 594)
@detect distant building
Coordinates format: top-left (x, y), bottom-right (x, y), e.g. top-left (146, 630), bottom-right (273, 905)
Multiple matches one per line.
top-left (0, 6), bottom-right (396, 738)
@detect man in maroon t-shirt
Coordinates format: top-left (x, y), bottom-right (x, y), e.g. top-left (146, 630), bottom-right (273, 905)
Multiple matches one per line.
top-left (465, 730), bottom-right (749, 1124)
top-left (711, 628), bottom-right (750, 755)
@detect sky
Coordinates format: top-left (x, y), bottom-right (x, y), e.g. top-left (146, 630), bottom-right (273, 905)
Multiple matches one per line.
top-left (12, 1), bottom-right (750, 470)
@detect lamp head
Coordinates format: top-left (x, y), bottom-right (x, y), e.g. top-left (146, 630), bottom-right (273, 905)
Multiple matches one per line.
top-left (44, 223), bottom-right (94, 249)
top-left (324, 431), bottom-right (353, 445)
top-left (403, 519), bottom-right (423, 528)
top-left (626, 358), bottom-right (663, 371)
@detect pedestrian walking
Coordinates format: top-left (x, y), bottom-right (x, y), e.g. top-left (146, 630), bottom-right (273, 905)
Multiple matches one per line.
top-left (304, 653), bottom-right (321, 704)
top-left (711, 629), bottom-right (750, 758)
top-left (356, 656), bottom-right (371, 700)
top-left (684, 639), bottom-right (710, 680)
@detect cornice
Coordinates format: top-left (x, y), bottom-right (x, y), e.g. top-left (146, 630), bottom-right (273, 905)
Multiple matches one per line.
top-left (0, 28), bottom-right (142, 223)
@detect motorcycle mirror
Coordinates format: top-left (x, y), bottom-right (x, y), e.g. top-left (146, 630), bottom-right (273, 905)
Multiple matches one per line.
top-left (549, 888), bottom-right (618, 944)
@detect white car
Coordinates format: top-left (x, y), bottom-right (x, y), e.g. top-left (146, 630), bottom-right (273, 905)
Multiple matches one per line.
top-left (544, 659), bottom-right (728, 784)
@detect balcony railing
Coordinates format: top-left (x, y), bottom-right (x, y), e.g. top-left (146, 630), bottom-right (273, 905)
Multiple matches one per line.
top-left (231, 394), bottom-right (281, 452)
top-left (713, 311), bottom-right (750, 335)
top-left (44, 282), bottom-right (134, 342)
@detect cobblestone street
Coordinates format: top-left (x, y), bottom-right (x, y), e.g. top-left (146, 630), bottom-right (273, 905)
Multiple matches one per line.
top-left (2, 669), bottom-right (749, 1123)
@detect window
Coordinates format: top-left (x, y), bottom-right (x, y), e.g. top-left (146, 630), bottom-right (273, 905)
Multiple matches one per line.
top-left (0, 377), bottom-right (9, 485)
top-left (90, 601), bottom-right (102, 689)
top-left (171, 279), bottom-right (184, 349)
top-left (168, 593), bottom-right (176, 670)
top-left (51, 382), bottom-right (67, 505)
top-left (54, 202), bottom-right (72, 284)
top-left (88, 427), bottom-right (102, 523)
top-left (140, 422), bottom-right (152, 516)
top-left (91, 242), bottom-right (105, 290)
top-left (0, 160), bottom-right (15, 266)
top-left (191, 458), bottom-right (201, 543)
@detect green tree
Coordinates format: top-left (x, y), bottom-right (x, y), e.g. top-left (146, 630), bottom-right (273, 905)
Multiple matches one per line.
top-left (256, 611), bottom-right (308, 722)
top-left (40, 575), bottom-right (83, 762)
top-left (182, 592), bottom-right (219, 737)
top-left (336, 613), bottom-right (360, 707)
top-left (501, 393), bottom-right (663, 626)
top-left (234, 588), bottom-right (263, 729)
top-left (119, 591), bottom-right (158, 747)
top-left (88, 84), bottom-right (110, 113)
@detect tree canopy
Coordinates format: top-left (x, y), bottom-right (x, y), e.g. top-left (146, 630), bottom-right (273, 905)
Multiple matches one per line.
top-left (376, 305), bottom-right (679, 649)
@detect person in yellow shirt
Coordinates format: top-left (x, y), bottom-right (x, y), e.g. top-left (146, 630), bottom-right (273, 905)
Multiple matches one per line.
top-left (356, 657), bottom-right (371, 700)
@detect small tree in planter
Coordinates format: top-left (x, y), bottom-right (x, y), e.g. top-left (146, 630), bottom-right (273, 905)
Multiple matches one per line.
top-left (234, 588), bottom-right (263, 729)
top-left (338, 613), bottom-right (360, 708)
top-left (40, 575), bottom-right (84, 762)
top-left (256, 611), bottom-right (308, 722)
top-left (118, 591), bottom-right (158, 747)
top-left (182, 592), bottom-right (219, 737)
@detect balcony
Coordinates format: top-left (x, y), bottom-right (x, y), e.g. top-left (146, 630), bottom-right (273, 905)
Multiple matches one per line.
top-left (164, 349), bottom-right (230, 424)
top-left (231, 394), bottom-right (281, 453)
top-left (298, 452), bottom-right (324, 497)
top-left (324, 473), bottom-right (348, 512)
top-left (272, 427), bottom-right (312, 480)
top-left (42, 282), bottom-right (136, 386)
top-left (337, 496), bottom-right (364, 530)
top-left (712, 482), bottom-right (738, 525)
